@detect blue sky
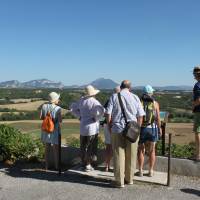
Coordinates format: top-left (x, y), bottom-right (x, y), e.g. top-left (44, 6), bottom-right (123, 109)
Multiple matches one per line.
top-left (0, 0), bottom-right (199, 86)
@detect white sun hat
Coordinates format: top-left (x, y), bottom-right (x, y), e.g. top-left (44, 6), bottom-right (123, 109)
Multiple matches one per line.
top-left (49, 92), bottom-right (60, 103)
top-left (85, 85), bottom-right (100, 97)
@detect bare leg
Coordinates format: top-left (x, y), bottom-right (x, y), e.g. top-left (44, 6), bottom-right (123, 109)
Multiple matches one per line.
top-left (105, 144), bottom-right (112, 171)
top-left (195, 134), bottom-right (200, 160)
top-left (137, 144), bottom-right (145, 172)
top-left (45, 143), bottom-right (51, 170)
top-left (148, 142), bottom-right (156, 172)
top-left (53, 144), bottom-right (59, 170)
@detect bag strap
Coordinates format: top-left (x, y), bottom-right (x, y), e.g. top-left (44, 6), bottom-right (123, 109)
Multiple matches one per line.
top-left (46, 104), bottom-right (58, 121)
top-left (47, 104), bottom-right (57, 113)
top-left (118, 93), bottom-right (128, 124)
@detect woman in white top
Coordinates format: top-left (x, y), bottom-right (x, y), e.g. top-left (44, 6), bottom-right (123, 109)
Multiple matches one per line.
top-left (71, 85), bottom-right (104, 172)
top-left (40, 92), bottom-right (62, 170)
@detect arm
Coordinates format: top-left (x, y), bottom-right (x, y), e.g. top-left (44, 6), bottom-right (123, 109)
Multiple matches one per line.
top-left (135, 96), bottom-right (145, 126)
top-left (58, 109), bottom-right (62, 130)
top-left (70, 102), bottom-right (81, 118)
top-left (105, 96), bottom-right (114, 133)
top-left (155, 101), bottom-right (162, 135)
top-left (40, 105), bottom-right (44, 120)
top-left (106, 114), bottom-right (112, 133)
top-left (137, 116), bottom-right (143, 127)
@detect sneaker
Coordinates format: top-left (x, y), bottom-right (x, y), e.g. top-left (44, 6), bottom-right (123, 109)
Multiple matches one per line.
top-left (85, 164), bottom-right (94, 172)
top-left (125, 180), bottom-right (133, 185)
top-left (135, 170), bottom-right (143, 177)
top-left (148, 170), bottom-right (154, 177)
top-left (105, 166), bottom-right (109, 172)
top-left (111, 182), bottom-right (125, 188)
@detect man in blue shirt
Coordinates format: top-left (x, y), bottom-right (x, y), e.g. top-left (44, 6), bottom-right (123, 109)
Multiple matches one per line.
top-left (106, 80), bottom-right (145, 188)
top-left (193, 66), bottom-right (200, 161)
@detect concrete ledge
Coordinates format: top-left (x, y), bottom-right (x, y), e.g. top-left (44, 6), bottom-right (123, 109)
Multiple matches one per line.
top-left (67, 166), bottom-right (168, 185)
top-left (152, 156), bottom-right (200, 177)
top-left (49, 145), bottom-right (200, 178)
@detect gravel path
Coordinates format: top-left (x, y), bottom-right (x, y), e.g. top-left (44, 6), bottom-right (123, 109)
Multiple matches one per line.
top-left (0, 164), bottom-right (199, 200)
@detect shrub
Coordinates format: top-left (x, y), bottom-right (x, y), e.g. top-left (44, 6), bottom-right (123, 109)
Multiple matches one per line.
top-left (65, 136), bottom-right (105, 149)
top-left (156, 140), bottom-right (195, 158)
top-left (0, 124), bottom-right (44, 162)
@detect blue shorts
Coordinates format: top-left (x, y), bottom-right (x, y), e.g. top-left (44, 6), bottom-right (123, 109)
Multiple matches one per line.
top-left (139, 127), bottom-right (159, 144)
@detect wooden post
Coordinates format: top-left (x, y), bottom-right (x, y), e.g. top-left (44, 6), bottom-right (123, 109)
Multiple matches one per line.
top-left (167, 133), bottom-right (172, 187)
top-left (161, 122), bottom-right (166, 156)
top-left (58, 129), bottom-right (61, 176)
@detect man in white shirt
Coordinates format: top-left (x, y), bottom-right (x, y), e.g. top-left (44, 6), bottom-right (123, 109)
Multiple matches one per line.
top-left (106, 80), bottom-right (145, 188)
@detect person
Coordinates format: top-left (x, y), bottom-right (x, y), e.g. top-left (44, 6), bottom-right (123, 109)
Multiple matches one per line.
top-left (40, 92), bottom-right (62, 170)
top-left (106, 80), bottom-right (145, 188)
top-left (137, 85), bottom-right (162, 177)
top-left (103, 86), bottom-right (120, 172)
top-left (71, 85), bottom-right (104, 172)
top-left (192, 66), bottom-right (200, 161)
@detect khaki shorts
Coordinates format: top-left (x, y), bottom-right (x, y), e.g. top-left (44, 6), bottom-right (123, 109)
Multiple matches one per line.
top-left (193, 113), bottom-right (200, 134)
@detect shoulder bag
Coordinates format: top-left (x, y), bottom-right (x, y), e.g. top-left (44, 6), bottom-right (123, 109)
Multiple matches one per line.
top-left (118, 93), bottom-right (141, 143)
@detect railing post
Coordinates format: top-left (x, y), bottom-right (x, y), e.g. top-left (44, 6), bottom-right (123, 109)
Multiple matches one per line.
top-left (58, 130), bottom-right (61, 176)
top-left (161, 122), bottom-right (166, 156)
top-left (167, 133), bottom-right (172, 187)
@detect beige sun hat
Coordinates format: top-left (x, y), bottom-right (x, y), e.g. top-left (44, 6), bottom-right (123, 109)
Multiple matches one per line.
top-left (85, 85), bottom-right (100, 97)
top-left (49, 92), bottom-right (60, 103)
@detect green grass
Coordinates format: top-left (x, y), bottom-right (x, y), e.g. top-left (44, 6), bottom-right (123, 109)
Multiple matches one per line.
top-left (8, 121), bottom-right (104, 143)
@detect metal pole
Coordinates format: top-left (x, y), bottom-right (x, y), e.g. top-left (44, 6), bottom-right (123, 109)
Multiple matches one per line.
top-left (161, 122), bottom-right (166, 156)
top-left (167, 133), bottom-right (172, 187)
top-left (58, 129), bottom-right (61, 176)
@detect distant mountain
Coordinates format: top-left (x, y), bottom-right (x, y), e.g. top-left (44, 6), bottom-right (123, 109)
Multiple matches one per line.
top-left (21, 79), bottom-right (64, 88)
top-left (0, 80), bottom-right (21, 88)
top-left (0, 79), bottom-right (64, 89)
top-left (0, 78), bottom-right (193, 91)
top-left (134, 85), bottom-right (193, 91)
top-left (88, 78), bottom-right (119, 89)
top-left (157, 86), bottom-right (193, 91)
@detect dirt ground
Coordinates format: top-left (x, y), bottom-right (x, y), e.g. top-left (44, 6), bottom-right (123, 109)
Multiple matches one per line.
top-left (166, 123), bottom-right (194, 145)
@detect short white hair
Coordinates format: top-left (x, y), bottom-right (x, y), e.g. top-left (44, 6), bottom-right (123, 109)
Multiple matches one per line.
top-left (114, 86), bottom-right (121, 93)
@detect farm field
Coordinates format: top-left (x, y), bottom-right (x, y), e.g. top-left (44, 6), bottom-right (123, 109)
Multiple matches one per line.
top-left (0, 100), bottom-right (46, 111)
top-left (0, 99), bottom-right (68, 116)
top-left (0, 120), bottom-right (195, 145)
top-left (0, 112), bottom-right (21, 116)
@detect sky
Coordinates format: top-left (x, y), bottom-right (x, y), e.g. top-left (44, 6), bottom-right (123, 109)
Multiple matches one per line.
top-left (0, 0), bottom-right (200, 86)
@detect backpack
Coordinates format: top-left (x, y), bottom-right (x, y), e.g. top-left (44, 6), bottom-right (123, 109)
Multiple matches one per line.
top-left (41, 105), bottom-right (56, 133)
top-left (141, 95), bottom-right (156, 127)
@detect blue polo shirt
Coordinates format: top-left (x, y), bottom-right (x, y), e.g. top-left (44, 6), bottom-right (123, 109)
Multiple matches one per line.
top-left (193, 81), bottom-right (200, 113)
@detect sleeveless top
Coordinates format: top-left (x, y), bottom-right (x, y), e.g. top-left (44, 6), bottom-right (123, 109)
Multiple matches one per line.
top-left (41, 103), bottom-right (62, 144)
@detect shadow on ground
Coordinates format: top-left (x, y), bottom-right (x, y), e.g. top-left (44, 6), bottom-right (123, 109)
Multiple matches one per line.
top-left (180, 188), bottom-right (200, 197)
top-left (0, 162), bottom-right (114, 189)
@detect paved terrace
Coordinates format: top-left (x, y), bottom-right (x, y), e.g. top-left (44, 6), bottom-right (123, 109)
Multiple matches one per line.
top-left (0, 162), bottom-right (199, 200)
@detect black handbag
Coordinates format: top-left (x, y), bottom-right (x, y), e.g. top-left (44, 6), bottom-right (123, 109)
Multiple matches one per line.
top-left (118, 93), bottom-right (141, 143)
